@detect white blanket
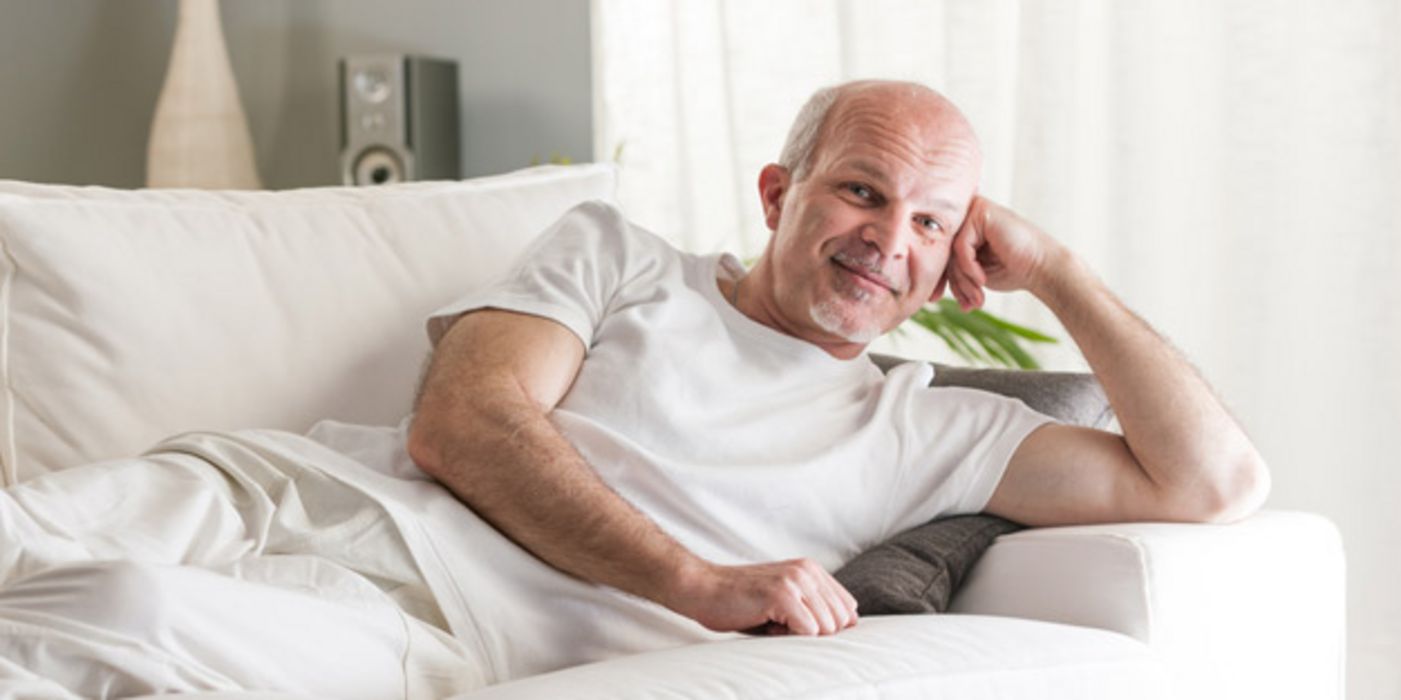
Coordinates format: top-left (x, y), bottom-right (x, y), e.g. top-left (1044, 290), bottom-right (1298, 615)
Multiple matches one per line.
top-left (0, 424), bottom-right (723, 697)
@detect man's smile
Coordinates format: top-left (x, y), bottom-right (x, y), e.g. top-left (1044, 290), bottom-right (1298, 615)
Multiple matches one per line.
top-left (831, 251), bottom-right (900, 296)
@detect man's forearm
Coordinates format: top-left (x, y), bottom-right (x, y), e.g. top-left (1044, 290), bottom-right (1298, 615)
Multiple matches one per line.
top-left (1029, 248), bottom-right (1269, 517)
top-left (410, 380), bottom-right (707, 612)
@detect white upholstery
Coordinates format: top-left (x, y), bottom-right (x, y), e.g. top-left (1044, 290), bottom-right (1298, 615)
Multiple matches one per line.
top-left (0, 165), bottom-right (615, 485)
top-left (952, 510), bottom-right (1346, 700)
top-left (455, 615), bottom-right (1171, 700)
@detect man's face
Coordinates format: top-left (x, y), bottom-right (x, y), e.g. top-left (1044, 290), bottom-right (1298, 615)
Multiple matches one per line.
top-left (760, 92), bottom-right (982, 349)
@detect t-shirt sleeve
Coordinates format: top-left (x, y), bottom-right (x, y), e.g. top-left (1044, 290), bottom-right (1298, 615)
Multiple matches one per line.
top-left (881, 362), bottom-right (1058, 536)
top-left (425, 200), bottom-right (638, 348)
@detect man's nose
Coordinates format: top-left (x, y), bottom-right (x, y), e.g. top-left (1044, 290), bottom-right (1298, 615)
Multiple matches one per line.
top-left (858, 208), bottom-right (911, 259)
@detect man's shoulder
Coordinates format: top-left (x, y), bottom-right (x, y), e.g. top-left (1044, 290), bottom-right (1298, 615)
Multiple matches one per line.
top-left (554, 200), bottom-right (675, 248)
top-left (544, 200), bottom-right (693, 274)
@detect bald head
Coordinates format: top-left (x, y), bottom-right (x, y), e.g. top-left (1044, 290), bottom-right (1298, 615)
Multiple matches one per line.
top-left (777, 80), bottom-right (981, 184)
top-left (747, 80), bottom-right (985, 355)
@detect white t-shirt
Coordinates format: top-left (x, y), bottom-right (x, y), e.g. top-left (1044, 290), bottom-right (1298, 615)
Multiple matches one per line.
top-left (427, 200), bottom-right (1054, 573)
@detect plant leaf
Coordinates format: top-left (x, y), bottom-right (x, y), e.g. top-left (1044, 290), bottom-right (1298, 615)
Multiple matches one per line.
top-left (903, 301), bottom-right (1053, 369)
top-left (910, 308), bottom-right (982, 364)
top-left (954, 310), bottom-right (1041, 369)
top-left (970, 308), bottom-right (1057, 343)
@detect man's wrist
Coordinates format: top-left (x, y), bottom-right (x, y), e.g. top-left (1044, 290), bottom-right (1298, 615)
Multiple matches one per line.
top-left (653, 554), bottom-right (717, 615)
top-left (1027, 243), bottom-right (1093, 308)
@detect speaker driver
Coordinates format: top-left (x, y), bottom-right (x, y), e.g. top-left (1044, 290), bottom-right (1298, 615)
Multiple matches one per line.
top-left (351, 147), bottom-right (405, 186)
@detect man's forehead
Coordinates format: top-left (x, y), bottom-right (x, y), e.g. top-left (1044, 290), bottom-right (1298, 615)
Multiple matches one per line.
top-left (817, 111), bottom-right (979, 186)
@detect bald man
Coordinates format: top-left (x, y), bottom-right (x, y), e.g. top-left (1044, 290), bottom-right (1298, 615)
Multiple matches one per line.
top-left (0, 80), bottom-right (1272, 696)
top-left (409, 80), bottom-right (1271, 639)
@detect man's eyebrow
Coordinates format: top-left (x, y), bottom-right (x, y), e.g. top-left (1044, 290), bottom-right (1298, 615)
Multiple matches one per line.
top-left (843, 160), bottom-right (961, 215)
top-left (845, 160), bottom-right (894, 186)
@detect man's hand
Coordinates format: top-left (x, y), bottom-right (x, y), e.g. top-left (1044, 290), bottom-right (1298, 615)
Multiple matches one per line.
top-left (946, 195), bottom-right (1067, 311)
top-left (666, 558), bottom-right (859, 636)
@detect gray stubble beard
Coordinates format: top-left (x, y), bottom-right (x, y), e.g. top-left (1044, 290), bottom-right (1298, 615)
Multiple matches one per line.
top-left (810, 288), bottom-right (883, 344)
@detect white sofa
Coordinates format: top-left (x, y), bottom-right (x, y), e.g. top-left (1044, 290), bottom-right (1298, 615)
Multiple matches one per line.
top-left (0, 165), bottom-right (1345, 699)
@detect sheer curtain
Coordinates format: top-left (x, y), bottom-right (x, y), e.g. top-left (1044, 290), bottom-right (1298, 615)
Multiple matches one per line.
top-left (593, 1), bottom-right (1401, 696)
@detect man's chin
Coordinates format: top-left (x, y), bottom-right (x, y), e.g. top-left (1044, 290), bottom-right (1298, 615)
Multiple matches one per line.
top-left (810, 299), bottom-right (883, 345)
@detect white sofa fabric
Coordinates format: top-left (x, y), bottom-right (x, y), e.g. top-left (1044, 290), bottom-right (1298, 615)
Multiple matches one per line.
top-left (0, 166), bottom-right (615, 484)
top-left (955, 510), bottom-right (1346, 700)
top-left (458, 615), bottom-right (1173, 700)
top-left (0, 167), bottom-right (1345, 699)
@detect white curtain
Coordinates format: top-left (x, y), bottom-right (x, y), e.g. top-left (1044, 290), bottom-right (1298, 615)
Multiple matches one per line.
top-left (592, 1), bottom-right (1401, 696)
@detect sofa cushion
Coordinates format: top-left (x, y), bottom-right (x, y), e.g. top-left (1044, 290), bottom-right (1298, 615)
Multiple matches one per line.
top-left (454, 615), bottom-right (1169, 700)
top-left (870, 354), bottom-right (1115, 430)
top-left (835, 513), bottom-right (1022, 614)
top-left (0, 164), bottom-right (615, 485)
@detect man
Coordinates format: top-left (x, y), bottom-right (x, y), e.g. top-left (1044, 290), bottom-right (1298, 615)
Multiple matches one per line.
top-left (407, 79), bottom-right (1271, 639)
top-left (0, 79), bottom-right (1270, 698)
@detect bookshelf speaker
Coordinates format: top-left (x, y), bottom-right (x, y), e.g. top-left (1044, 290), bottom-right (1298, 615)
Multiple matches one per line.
top-left (339, 55), bottom-right (460, 185)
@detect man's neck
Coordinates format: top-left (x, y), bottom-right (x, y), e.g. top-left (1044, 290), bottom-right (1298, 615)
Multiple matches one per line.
top-left (723, 262), bottom-right (869, 361)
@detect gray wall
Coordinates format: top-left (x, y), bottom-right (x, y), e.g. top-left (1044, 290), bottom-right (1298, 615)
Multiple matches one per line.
top-left (0, 0), bottom-right (593, 189)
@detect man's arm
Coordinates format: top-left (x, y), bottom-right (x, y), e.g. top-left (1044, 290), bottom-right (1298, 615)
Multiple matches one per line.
top-left (407, 309), bottom-right (858, 635)
top-left (947, 197), bottom-right (1270, 527)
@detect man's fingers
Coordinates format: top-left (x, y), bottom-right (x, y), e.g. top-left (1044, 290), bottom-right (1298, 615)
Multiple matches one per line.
top-left (795, 577), bottom-right (839, 634)
top-left (789, 562), bottom-right (857, 635)
top-left (949, 262), bottom-right (980, 312)
top-left (953, 202), bottom-right (990, 290)
top-left (931, 268), bottom-right (949, 302)
top-left (822, 575), bottom-right (858, 629)
top-left (954, 266), bottom-right (973, 310)
top-left (809, 582), bottom-right (847, 632)
top-left (713, 560), bottom-right (859, 637)
top-left (957, 236), bottom-right (988, 288)
top-left (949, 223), bottom-right (989, 311)
top-left (804, 567), bottom-right (857, 632)
top-left (777, 594), bottom-right (820, 636)
top-left (837, 581), bottom-right (859, 626)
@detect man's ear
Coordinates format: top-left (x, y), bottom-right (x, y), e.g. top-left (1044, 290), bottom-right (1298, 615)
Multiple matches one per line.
top-left (758, 164), bottom-right (791, 231)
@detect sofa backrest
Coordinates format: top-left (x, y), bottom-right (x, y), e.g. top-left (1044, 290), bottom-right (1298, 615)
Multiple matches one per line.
top-left (0, 164), bottom-right (616, 485)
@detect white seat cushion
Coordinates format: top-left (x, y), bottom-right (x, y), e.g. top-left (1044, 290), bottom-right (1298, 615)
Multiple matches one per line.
top-left (0, 165), bottom-right (615, 485)
top-left (453, 615), bottom-right (1169, 700)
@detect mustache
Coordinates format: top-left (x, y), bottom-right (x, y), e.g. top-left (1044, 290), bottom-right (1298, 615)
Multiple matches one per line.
top-left (831, 248), bottom-right (905, 294)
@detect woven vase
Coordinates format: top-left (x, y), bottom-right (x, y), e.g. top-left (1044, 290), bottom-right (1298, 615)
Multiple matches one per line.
top-left (146, 0), bottom-right (262, 189)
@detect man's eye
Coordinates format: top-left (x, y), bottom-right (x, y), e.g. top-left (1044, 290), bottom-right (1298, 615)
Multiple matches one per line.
top-left (846, 183), bottom-right (873, 199)
top-left (917, 216), bottom-right (942, 233)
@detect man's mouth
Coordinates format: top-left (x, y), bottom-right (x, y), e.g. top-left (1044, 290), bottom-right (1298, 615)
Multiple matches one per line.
top-left (831, 252), bottom-right (899, 295)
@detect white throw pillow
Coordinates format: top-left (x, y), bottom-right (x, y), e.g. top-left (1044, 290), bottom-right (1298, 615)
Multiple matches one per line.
top-left (0, 164), bottom-right (615, 485)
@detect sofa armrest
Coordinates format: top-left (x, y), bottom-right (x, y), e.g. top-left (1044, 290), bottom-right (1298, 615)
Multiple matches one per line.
top-left (949, 510), bottom-right (1345, 700)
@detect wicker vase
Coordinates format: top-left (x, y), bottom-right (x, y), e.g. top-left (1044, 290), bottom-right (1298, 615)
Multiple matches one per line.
top-left (146, 0), bottom-right (262, 189)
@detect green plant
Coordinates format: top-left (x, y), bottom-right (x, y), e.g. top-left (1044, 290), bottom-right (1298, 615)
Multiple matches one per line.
top-left (529, 153), bottom-right (575, 166)
top-left (902, 299), bottom-right (1056, 369)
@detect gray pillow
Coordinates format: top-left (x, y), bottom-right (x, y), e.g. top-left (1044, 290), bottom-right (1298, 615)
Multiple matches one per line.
top-left (835, 354), bottom-right (1114, 615)
top-left (869, 354), bottom-right (1115, 429)
top-left (835, 514), bottom-right (1022, 614)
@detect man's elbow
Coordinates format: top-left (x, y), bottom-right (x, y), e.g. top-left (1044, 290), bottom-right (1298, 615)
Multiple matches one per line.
top-left (1188, 449), bottom-right (1272, 524)
top-left (406, 412), bottom-right (460, 483)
